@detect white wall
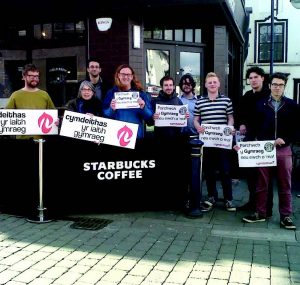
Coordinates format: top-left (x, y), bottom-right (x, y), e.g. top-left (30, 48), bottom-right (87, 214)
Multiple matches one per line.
top-left (244, 0), bottom-right (300, 98)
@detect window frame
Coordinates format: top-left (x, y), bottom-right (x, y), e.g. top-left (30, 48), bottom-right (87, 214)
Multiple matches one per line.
top-left (255, 18), bottom-right (287, 64)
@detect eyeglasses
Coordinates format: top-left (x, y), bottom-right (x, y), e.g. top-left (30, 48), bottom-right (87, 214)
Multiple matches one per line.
top-left (89, 65), bottom-right (100, 69)
top-left (271, 83), bottom-right (285, 88)
top-left (81, 88), bottom-right (93, 92)
top-left (119, 73), bottom-right (133, 78)
top-left (183, 83), bottom-right (192, 86)
top-left (26, 74), bottom-right (39, 79)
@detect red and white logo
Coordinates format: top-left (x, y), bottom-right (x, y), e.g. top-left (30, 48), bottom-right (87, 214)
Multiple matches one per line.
top-left (38, 112), bottom-right (53, 134)
top-left (117, 125), bottom-right (133, 147)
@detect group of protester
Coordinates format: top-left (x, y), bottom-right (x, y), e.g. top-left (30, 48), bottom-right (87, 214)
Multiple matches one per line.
top-left (5, 61), bottom-right (300, 230)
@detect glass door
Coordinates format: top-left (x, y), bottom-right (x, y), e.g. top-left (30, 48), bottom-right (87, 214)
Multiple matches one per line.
top-left (176, 46), bottom-right (203, 95)
top-left (145, 43), bottom-right (175, 97)
top-left (145, 43), bottom-right (203, 97)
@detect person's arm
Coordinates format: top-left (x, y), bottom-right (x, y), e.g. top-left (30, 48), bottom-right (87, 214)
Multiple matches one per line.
top-left (139, 92), bottom-right (154, 122)
top-left (102, 89), bottom-right (115, 118)
top-left (193, 115), bottom-right (205, 133)
top-left (227, 114), bottom-right (234, 126)
top-left (5, 94), bottom-right (16, 109)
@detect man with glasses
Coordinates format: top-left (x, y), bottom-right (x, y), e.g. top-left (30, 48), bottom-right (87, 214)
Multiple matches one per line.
top-left (86, 58), bottom-right (108, 102)
top-left (179, 74), bottom-right (199, 138)
top-left (242, 72), bottom-right (299, 230)
top-left (6, 63), bottom-right (56, 139)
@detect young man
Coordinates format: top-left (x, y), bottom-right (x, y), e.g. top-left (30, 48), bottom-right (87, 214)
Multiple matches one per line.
top-left (238, 66), bottom-right (273, 213)
top-left (243, 72), bottom-right (299, 230)
top-left (152, 75), bottom-right (187, 139)
top-left (6, 63), bottom-right (56, 139)
top-left (179, 74), bottom-right (199, 138)
top-left (86, 58), bottom-right (108, 102)
top-left (194, 72), bottom-right (236, 212)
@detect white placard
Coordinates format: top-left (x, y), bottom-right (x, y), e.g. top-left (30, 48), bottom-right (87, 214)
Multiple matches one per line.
top-left (237, 140), bottom-right (277, 167)
top-left (154, 104), bottom-right (188, 127)
top-left (114, 92), bottom-right (140, 109)
top-left (60, 111), bottom-right (139, 149)
top-left (0, 109), bottom-right (58, 135)
top-left (199, 124), bottom-right (233, 149)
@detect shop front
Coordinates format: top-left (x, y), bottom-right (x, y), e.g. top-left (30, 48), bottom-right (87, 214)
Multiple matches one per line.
top-left (0, 0), bottom-right (250, 214)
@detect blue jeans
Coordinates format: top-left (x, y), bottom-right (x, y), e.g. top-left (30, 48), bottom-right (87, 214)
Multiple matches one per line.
top-left (203, 148), bottom-right (233, 201)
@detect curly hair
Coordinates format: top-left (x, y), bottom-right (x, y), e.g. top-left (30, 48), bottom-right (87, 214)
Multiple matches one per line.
top-left (22, 63), bottom-right (39, 77)
top-left (179, 73), bottom-right (196, 92)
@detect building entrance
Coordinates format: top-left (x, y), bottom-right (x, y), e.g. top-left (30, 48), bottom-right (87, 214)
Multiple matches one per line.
top-left (145, 43), bottom-right (203, 96)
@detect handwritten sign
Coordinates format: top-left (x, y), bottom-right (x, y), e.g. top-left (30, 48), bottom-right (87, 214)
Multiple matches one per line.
top-left (114, 92), bottom-right (140, 109)
top-left (60, 111), bottom-right (138, 149)
top-left (0, 109), bottom-right (58, 135)
top-left (237, 140), bottom-right (276, 167)
top-left (154, 104), bottom-right (188, 127)
top-left (199, 124), bottom-right (233, 149)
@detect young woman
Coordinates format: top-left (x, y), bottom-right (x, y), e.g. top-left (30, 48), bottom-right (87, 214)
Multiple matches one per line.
top-left (102, 64), bottom-right (153, 139)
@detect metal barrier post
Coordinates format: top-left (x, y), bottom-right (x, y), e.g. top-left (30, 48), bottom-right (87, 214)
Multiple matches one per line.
top-left (187, 138), bottom-right (204, 218)
top-left (27, 139), bottom-right (52, 223)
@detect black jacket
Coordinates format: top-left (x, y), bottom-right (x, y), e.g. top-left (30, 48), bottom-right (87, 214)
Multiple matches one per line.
top-left (248, 96), bottom-right (299, 146)
top-left (151, 90), bottom-right (184, 140)
top-left (238, 86), bottom-right (270, 139)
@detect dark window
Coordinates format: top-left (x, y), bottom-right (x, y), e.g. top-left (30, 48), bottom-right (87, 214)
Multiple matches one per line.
top-left (143, 28), bottom-right (202, 44)
top-left (258, 22), bottom-right (285, 63)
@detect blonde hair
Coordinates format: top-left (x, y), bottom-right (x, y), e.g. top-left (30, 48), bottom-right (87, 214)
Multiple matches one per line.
top-left (205, 72), bottom-right (219, 81)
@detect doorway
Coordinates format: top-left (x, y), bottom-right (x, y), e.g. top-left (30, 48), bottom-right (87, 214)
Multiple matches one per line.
top-left (293, 79), bottom-right (300, 104)
top-left (145, 43), bottom-right (203, 96)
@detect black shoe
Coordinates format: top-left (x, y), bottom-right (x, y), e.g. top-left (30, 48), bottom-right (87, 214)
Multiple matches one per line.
top-left (186, 208), bottom-right (203, 219)
top-left (201, 197), bottom-right (216, 212)
top-left (280, 217), bottom-right (296, 230)
top-left (238, 202), bottom-right (255, 211)
top-left (225, 200), bottom-right (236, 212)
top-left (242, 213), bottom-right (266, 223)
top-left (297, 194), bottom-right (300, 198)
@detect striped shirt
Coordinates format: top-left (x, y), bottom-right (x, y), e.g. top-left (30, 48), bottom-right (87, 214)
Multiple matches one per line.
top-left (194, 94), bottom-right (233, 125)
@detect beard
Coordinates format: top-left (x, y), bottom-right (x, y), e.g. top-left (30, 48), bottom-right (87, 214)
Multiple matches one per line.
top-left (27, 80), bottom-right (39, 88)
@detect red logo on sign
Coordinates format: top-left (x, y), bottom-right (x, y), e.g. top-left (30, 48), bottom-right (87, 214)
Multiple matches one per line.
top-left (117, 125), bottom-right (133, 147)
top-left (38, 112), bottom-right (53, 134)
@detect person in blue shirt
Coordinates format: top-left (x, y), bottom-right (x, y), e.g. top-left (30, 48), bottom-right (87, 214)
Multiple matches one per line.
top-left (103, 64), bottom-right (153, 139)
top-left (179, 73), bottom-right (199, 138)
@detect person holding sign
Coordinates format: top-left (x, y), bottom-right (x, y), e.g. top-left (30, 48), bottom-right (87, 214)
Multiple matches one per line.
top-left (65, 80), bottom-right (102, 116)
top-left (242, 72), bottom-right (299, 230)
top-left (5, 63), bottom-right (56, 140)
top-left (193, 72), bottom-right (236, 212)
top-left (237, 66), bottom-right (273, 214)
top-left (151, 75), bottom-right (189, 140)
top-left (103, 64), bottom-right (153, 139)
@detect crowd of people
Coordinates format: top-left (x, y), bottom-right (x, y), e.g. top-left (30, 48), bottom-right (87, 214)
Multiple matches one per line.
top-left (5, 61), bottom-right (300, 230)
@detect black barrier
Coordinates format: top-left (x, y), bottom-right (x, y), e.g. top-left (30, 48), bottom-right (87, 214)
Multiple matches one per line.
top-left (186, 138), bottom-right (204, 218)
top-left (0, 136), bottom-right (190, 218)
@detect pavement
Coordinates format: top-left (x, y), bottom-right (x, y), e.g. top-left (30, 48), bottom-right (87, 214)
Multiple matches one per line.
top-left (0, 175), bottom-right (300, 285)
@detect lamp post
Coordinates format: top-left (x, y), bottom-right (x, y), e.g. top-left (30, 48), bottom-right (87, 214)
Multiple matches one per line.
top-left (291, 0), bottom-right (300, 9)
top-left (270, 0), bottom-right (275, 74)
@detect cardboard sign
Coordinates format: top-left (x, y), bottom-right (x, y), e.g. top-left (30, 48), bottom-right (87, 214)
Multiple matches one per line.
top-left (114, 92), bottom-right (140, 109)
top-left (0, 109), bottom-right (58, 135)
top-left (60, 111), bottom-right (139, 149)
top-left (237, 140), bottom-right (277, 167)
top-left (199, 124), bottom-right (233, 149)
top-left (154, 104), bottom-right (188, 127)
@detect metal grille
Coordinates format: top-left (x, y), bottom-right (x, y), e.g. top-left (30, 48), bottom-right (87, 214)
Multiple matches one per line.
top-left (70, 217), bottom-right (112, 230)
